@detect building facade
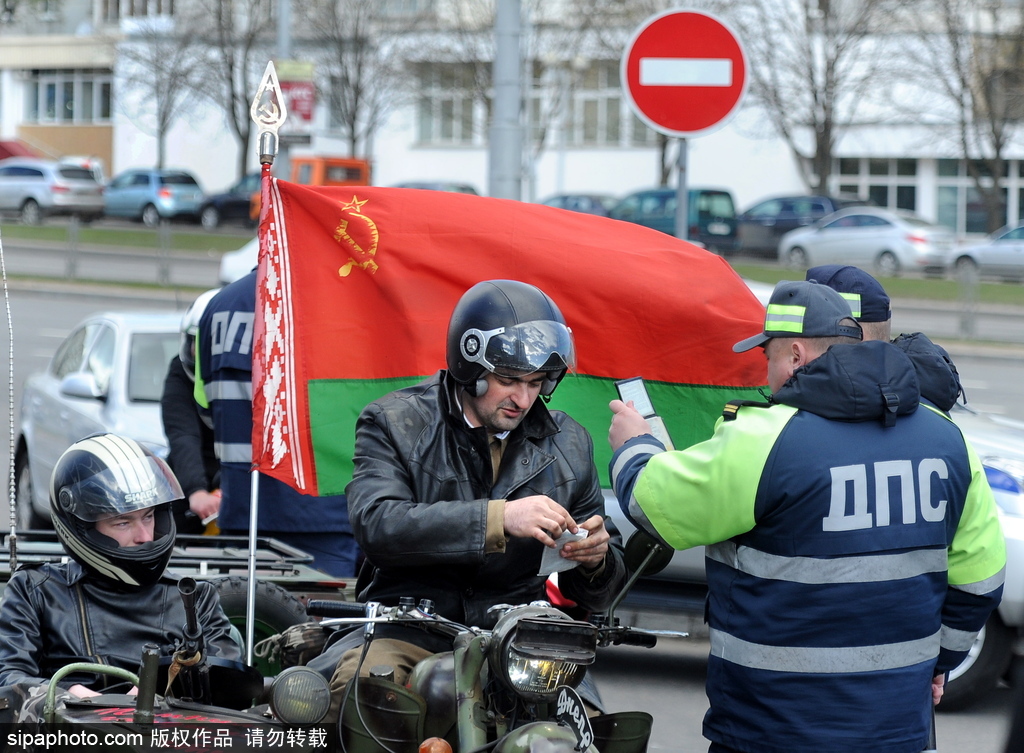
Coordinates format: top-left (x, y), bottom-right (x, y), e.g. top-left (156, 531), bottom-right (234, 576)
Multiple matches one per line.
top-left (0, 0), bottom-right (1021, 239)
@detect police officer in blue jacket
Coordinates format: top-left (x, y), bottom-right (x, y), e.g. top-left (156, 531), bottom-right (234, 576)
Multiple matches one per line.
top-left (195, 269), bottom-right (359, 577)
top-left (608, 281), bottom-right (1004, 753)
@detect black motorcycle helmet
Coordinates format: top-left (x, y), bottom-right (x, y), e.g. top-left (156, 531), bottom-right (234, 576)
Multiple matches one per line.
top-left (446, 280), bottom-right (576, 397)
top-left (50, 433), bottom-right (180, 589)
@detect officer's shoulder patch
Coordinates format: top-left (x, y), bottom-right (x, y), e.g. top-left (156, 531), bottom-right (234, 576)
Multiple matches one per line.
top-left (722, 399), bottom-right (772, 421)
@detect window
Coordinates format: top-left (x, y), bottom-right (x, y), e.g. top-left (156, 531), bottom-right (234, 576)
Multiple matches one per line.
top-left (26, 70), bottom-right (112, 124)
top-left (50, 326), bottom-right (90, 380)
top-left (102, 0), bottom-right (174, 21)
top-left (416, 62), bottom-right (482, 146)
top-left (85, 326), bottom-right (116, 396)
top-left (128, 332), bottom-right (178, 402)
top-left (832, 157), bottom-right (918, 212)
top-left (747, 199), bottom-right (784, 218)
top-left (567, 62), bottom-right (624, 147)
top-left (937, 159), bottom-right (1010, 233)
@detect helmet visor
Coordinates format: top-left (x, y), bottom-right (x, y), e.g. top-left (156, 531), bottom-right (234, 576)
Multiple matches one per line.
top-left (469, 320), bottom-right (576, 377)
top-left (57, 455), bottom-right (184, 522)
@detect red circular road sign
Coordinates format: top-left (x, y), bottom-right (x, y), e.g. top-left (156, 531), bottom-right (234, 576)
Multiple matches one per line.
top-left (622, 10), bottom-right (747, 138)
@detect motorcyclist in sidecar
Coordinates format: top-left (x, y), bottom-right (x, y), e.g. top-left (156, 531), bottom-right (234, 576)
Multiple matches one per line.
top-left (0, 433), bottom-right (241, 717)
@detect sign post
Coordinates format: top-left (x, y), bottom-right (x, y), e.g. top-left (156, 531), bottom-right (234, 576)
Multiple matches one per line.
top-left (621, 10), bottom-right (747, 242)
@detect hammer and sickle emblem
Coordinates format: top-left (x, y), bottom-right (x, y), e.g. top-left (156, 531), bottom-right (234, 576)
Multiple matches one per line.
top-left (334, 196), bottom-right (379, 277)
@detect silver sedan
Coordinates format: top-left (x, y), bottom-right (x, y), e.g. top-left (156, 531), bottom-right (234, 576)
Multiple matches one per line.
top-left (779, 206), bottom-right (953, 277)
top-left (15, 311), bottom-right (181, 529)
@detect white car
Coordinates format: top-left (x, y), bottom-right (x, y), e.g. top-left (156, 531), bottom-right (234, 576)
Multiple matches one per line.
top-left (951, 223), bottom-right (1024, 281)
top-left (15, 311), bottom-right (181, 529)
top-left (219, 237), bottom-right (258, 285)
top-left (779, 206), bottom-right (952, 277)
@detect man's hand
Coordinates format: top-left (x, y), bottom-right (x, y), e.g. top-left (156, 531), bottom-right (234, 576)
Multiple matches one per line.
top-left (504, 495), bottom-right (576, 548)
top-left (608, 399), bottom-right (653, 451)
top-left (560, 514), bottom-right (610, 569)
top-left (932, 673), bottom-right (945, 706)
top-left (189, 489), bottom-right (221, 521)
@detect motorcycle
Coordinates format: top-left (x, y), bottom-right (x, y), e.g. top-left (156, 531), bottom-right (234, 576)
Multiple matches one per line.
top-left (1, 576), bottom-right (336, 752)
top-left (307, 531), bottom-right (683, 753)
top-left (2, 533), bottom-right (679, 753)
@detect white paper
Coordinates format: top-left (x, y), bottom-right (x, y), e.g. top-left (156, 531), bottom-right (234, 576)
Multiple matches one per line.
top-left (538, 529), bottom-right (588, 576)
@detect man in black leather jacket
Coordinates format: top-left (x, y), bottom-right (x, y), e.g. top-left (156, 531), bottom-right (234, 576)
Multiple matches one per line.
top-left (0, 434), bottom-right (239, 699)
top-left (325, 280), bottom-right (627, 721)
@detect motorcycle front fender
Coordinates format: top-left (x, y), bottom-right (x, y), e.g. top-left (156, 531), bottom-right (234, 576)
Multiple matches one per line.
top-left (492, 721), bottom-right (596, 753)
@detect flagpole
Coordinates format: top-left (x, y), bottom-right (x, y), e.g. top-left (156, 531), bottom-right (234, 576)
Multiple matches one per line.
top-left (247, 61), bottom-right (287, 667)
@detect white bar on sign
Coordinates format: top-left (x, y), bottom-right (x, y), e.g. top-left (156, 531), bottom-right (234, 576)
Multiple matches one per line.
top-left (639, 58), bottom-right (732, 87)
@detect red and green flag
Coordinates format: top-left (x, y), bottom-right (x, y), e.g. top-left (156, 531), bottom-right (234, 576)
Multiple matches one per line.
top-left (252, 178), bottom-right (768, 497)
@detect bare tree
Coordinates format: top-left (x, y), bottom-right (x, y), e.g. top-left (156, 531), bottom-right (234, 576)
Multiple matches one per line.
top-left (901, 0), bottom-right (1024, 233)
top-left (296, 1), bottom-right (413, 159)
top-left (118, 19), bottom-right (203, 169)
top-left (177, 0), bottom-right (274, 181)
top-left (721, 0), bottom-right (906, 193)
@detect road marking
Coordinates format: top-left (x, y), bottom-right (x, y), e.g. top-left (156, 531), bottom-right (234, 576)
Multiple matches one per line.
top-left (639, 58), bottom-right (733, 87)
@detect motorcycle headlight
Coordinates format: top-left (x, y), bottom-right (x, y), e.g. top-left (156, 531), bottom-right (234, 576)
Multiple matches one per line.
top-left (269, 666), bottom-right (331, 724)
top-left (488, 606), bottom-right (597, 702)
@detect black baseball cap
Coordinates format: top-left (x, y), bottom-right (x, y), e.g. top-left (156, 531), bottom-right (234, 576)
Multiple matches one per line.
top-left (805, 265), bottom-right (891, 323)
top-left (733, 280), bottom-right (863, 353)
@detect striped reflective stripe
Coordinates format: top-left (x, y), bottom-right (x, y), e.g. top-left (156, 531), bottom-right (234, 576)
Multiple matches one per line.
top-left (764, 303), bottom-right (806, 334)
top-left (215, 441), bottom-right (253, 463)
top-left (951, 566), bottom-right (1005, 595)
top-left (709, 628), bottom-right (940, 673)
top-left (839, 292), bottom-right (862, 318)
top-left (609, 440), bottom-right (663, 482)
top-left (707, 541), bottom-right (947, 584)
top-left (205, 380), bottom-right (253, 401)
top-left (940, 624), bottom-right (978, 653)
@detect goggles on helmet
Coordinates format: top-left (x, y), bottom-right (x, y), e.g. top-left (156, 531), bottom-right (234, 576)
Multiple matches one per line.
top-left (56, 454), bottom-right (184, 523)
top-left (460, 320), bottom-right (576, 378)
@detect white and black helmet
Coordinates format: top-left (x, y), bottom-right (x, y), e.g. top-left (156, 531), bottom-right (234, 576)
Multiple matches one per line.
top-left (179, 288), bottom-right (220, 382)
top-left (50, 434), bottom-right (180, 589)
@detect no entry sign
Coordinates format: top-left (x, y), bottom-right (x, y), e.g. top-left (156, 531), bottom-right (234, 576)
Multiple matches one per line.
top-left (622, 9), bottom-right (747, 138)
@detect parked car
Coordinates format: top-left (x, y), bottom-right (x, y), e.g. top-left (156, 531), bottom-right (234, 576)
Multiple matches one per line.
top-left (951, 223), bottom-right (1024, 281)
top-left (779, 206), bottom-right (952, 277)
top-left (539, 193), bottom-right (617, 217)
top-left (737, 193), bottom-right (871, 257)
top-left (219, 236), bottom-right (259, 285)
top-left (0, 157), bottom-right (104, 225)
top-left (392, 181), bottom-right (479, 194)
top-left (15, 311), bottom-right (181, 529)
top-left (103, 168), bottom-right (204, 226)
top-left (199, 171), bottom-right (260, 229)
top-left (608, 187), bottom-right (739, 254)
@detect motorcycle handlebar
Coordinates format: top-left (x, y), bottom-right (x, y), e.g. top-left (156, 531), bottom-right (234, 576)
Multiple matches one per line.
top-left (306, 599), bottom-right (368, 619)
top-left (608, 629), bottom-right (658, 649)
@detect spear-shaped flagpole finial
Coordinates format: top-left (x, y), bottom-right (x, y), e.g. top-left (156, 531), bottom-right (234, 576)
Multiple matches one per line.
top-left (251, 61), bottom-right (288, 165)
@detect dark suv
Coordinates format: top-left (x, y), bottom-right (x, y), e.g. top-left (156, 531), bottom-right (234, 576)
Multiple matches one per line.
top-left (737, 194), bottom-right (870, 257)
top-left (608, 187), bottom-right (738, 254)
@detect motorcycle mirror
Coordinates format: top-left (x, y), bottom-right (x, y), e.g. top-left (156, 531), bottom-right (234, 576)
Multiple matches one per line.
top-left (623, 531), bottom-right (673, 577)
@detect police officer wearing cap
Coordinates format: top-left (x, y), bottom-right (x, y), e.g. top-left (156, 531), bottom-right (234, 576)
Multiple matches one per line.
top-left (0, 434), bottom-right (239, 699)
top-left (324, 279), bottom-right (627, 722)
top-left (807, 264), bottom-right (964, 413)
top-left (607, 280), bottom-right (1005, 753)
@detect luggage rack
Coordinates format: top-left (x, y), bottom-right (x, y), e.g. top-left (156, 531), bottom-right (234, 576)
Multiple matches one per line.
top-left (1, 531), bottom-right (343, 587)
